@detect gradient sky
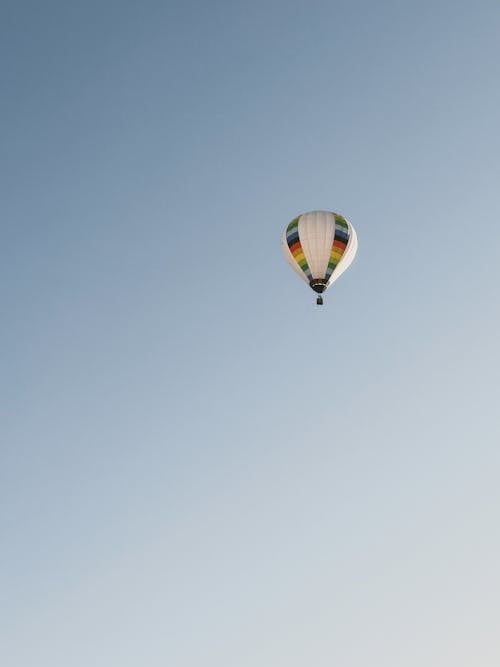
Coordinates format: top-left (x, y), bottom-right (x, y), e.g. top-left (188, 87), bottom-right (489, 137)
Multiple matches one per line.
top-left (2, 1), bottom-right (500, 665)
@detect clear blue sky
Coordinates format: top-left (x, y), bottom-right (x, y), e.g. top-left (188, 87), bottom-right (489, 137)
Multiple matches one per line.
top-left (2, 1), bottom-right (500, 665)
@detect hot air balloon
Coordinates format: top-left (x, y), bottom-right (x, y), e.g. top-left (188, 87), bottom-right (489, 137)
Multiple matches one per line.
top-left (282, 210), bottom-right (358, 305)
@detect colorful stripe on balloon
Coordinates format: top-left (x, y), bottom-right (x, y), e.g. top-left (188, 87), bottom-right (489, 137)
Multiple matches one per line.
top-left (324, 214), bottom-right (350, 282)
top-left (286, 216), bottom-right (313, 281)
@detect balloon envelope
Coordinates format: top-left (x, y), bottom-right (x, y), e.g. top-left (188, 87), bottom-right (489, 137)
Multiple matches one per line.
top-left (282, 210), bottom-right (357, 297)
